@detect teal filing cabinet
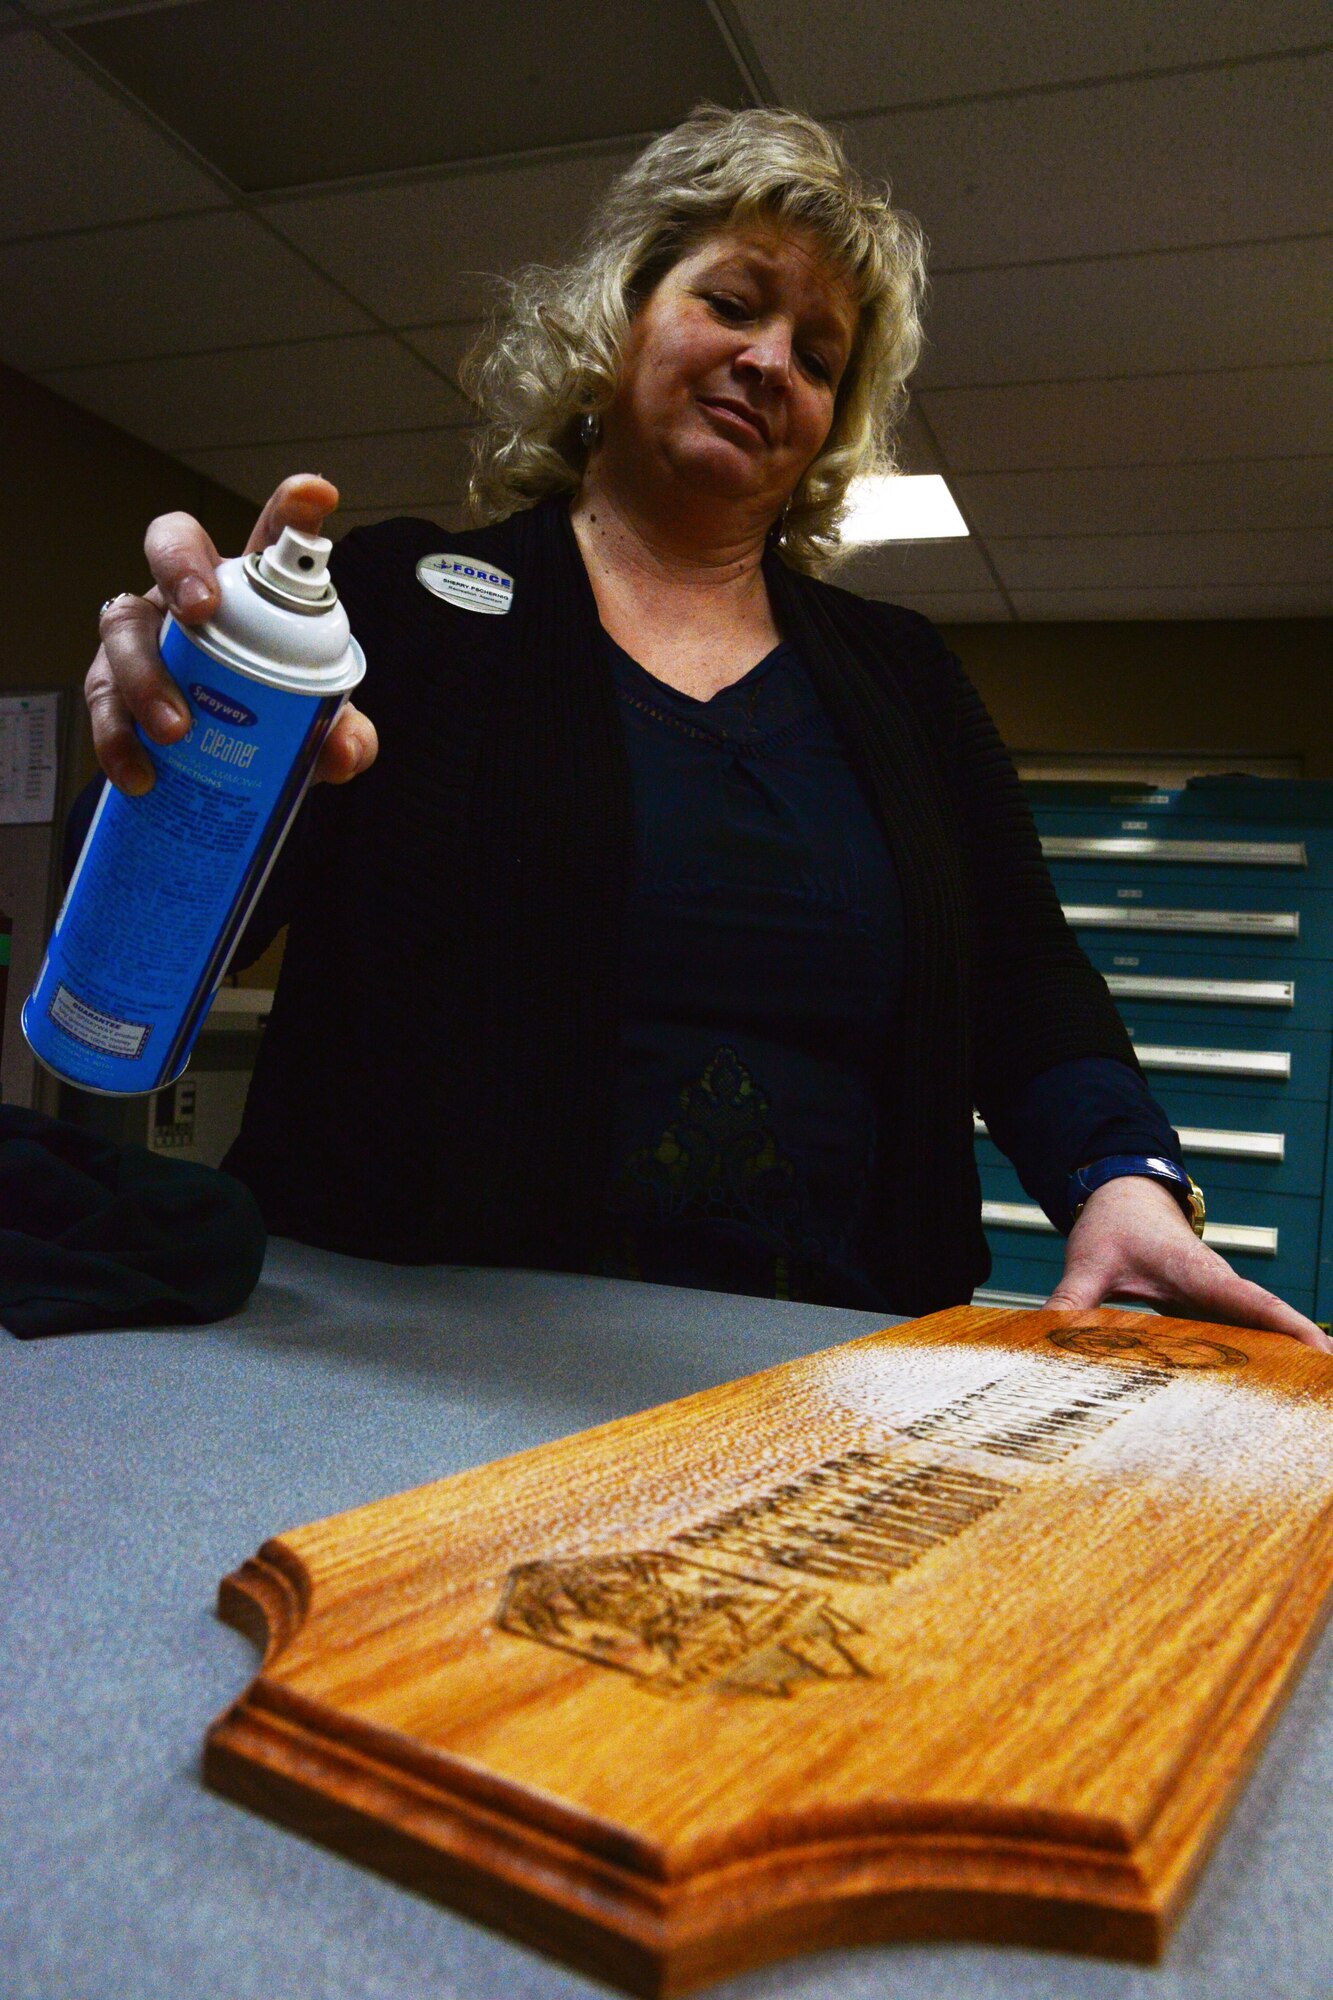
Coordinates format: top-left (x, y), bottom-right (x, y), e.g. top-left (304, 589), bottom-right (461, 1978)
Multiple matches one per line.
top-left (978, 777), bottom-right (1333, 1324)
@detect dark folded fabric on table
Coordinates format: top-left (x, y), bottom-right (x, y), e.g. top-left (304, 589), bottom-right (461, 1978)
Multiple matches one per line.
top-left (0, 1104), bottom-right (265, 1337)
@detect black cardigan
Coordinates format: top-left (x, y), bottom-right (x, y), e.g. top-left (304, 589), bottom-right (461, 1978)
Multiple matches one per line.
top-left (225, 497), bottom-right (1138, 1313)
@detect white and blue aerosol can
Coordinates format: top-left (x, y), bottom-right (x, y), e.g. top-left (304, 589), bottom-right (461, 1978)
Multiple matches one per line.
top-left (24, 527), bottom-right (364, 1095)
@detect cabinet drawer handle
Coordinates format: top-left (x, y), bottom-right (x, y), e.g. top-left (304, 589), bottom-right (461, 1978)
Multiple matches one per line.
top-left (1130, 1042), bottom-right (1291, 1078)
top-left (981, 1200), bottom-right (1278, 1256)
top-left (1107, 974), bottom-right (1293, 1006)
top-left (973, 1117), bottom-right (1285, 1163)
top-left (1062, 903), bottom-right (1300, 938)
top-left (1174, 1126), bottom-right (1285, 1162)
top-left (1043, 836), bottom-right (1306, 866)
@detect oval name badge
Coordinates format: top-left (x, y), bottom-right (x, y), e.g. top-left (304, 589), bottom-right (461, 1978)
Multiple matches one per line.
top-left (416, 552), bottom-right (514, 615)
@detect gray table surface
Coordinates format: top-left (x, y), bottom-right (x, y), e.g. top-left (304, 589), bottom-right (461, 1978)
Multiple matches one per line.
top-left (3, 1240), bottom-right (1331, 2000)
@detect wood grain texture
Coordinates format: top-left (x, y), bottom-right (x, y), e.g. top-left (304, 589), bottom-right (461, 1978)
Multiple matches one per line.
top-left (204, 1306), bottom-right (1333, 1995)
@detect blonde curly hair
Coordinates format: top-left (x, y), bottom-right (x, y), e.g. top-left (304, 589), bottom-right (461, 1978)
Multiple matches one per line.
top-left (459, 103), bottom-right (927, 575)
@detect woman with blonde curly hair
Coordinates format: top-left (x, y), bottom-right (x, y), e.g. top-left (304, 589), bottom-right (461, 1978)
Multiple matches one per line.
top-left (80, 105), bottom-right (1327, 1344)
top-left (461, 102), bottom-right (924, 573)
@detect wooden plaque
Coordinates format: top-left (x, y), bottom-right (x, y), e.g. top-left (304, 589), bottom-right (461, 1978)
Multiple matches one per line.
top-left (205, 1307), bottom-right (1333, 1995)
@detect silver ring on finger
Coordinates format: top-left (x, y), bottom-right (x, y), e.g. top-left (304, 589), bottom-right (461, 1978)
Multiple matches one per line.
top-left (99, 593), bottom-right (138, 620)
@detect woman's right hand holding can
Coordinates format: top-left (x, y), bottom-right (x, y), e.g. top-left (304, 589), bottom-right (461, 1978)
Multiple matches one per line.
top-left (86, 473), bottom-right (379, 795)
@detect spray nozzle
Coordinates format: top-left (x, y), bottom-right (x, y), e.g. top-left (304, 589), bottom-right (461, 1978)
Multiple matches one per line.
top-left (254, 526), bottom-right (336, 605)
top-left (244, 520), bottom-right (340, 604)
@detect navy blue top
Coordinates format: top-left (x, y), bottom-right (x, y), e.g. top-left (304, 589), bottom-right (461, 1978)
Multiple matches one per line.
top-left (65, 626), bottom-right (1183, 1311)
top-left (594, 634), bottom-right (1182, 1307)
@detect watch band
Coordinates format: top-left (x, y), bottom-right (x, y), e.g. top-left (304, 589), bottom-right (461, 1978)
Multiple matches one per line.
top-left (1068, 1154), bottom-right (1206, 1237)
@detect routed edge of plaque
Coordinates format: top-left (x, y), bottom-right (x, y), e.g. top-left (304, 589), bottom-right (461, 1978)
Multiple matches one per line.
top-left (201, 1345), bottom-right (1333, 1998)
top-left (204, 1557), bottom-right (1181, 1996)
top-left (204, 1632), bottom-right (1160, 1996)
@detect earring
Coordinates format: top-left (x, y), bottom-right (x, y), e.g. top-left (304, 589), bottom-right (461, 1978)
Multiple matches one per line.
top-left (579, 412), bottom-right (601, 449)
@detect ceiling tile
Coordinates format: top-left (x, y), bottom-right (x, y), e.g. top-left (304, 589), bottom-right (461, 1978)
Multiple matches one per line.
top-left (1009, 583), bottom-right (1333, 619)
top-left (919, 236), bottom-right (1333, 387)
top-left (864, 588), bottom-right (1013, 622)
top-left (179, 425), bottom-right (472, 510)
top-left (21, 0), bottom-right (168, 11)
top-left (918, 364), bottom-right (1333, 472)
top-left (991, 527), bottom-right (1332, 590)
top-left (38, 333), bottom-right (459, 454)
top-left (891, 403), bottom-right (942, 473)
top-left (832, 535), bottom-right (1000, 595)
top-left (399, 320), bottom-right (483, 396)
top-left (0, 210), bottom-right (374, 370)
top-left (265, 148), bottom-right (639, 324)
top-left (954, 457), bottom-right (1333, 540)
top-left (0, 29), bottom-right (225, 237)
top-left (734, 0), bottom-right (1331, 112)
top-left (848, 54), bottom-right (1329, 271)
top-left (68, 0), bottom-right (742, 193)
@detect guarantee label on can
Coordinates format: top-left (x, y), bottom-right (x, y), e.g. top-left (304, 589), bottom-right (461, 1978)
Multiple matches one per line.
top-left (416, 552), bottom-right (514, 615)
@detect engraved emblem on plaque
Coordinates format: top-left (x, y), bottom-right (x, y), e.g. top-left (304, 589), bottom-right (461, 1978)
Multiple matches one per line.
top-left (498, 1552), bottom-right (868, 1697)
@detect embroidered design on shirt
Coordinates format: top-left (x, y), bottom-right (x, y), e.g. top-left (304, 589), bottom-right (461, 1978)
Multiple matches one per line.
top-left (603, 1047), bottom-right (827, 1303)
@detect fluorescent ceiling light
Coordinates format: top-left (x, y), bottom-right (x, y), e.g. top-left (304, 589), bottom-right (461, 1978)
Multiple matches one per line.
top-left (839, 473), bottom-right (969, 545)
